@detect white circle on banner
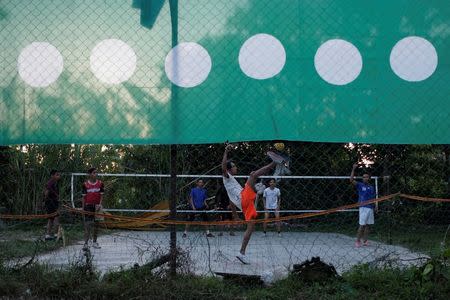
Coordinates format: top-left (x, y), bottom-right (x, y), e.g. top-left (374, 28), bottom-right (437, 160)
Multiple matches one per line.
top-left (18, 42), bottom-right (63, 87)
top-left (390, 36), bottom-right (438, 82)
top-left (314, 39), bottom-right (363, 85)
top-left (90, 39), bottom-right (137, 84)
top-left (165, 42), bottom-right (212, 88)
top-left (239, 34), bottom-right (286, 80)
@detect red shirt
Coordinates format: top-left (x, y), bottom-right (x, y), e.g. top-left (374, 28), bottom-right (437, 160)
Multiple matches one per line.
top-left (82, 180), bottom-right (104, 205)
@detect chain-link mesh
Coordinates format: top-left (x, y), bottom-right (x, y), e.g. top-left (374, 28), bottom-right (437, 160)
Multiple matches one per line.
top-left (1, 0), bottom-right (449, 144)
top-left (1, 143), bottom-right (449, 281)
top-left (1, 0), bottom-right (449, 289)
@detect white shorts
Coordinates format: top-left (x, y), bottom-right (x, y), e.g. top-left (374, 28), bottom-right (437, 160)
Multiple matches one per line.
top-left (359, 207), bottom-right (374, 225)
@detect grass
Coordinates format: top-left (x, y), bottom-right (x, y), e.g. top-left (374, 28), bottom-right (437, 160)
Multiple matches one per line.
top-left (373, 223), bottom-right (449, 256)
top-left (0, 220), bottom-right (85, 260)
top-left (0, 260), bottom-right (448, 299)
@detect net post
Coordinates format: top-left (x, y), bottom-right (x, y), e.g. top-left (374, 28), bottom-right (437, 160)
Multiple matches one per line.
top-left (71, 173), bottom-right (75, 208)
top-left (168, 0), bottom-right (179, 277)
top-left (375, 177), bottom-right (379, 199)
top-left (375, 177), bottom-right (379, 212)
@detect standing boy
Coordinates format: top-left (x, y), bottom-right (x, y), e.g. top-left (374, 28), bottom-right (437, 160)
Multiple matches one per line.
top-left (350, 163), bottom-right (376, 247)
top-left (82, 167), bottom-right (104, 250)
top-left (44, 170), bottom-right (61, 240)
top-left (183, 179), bottom-right (214, 238)
top-left (263, 179), bottom-right (282, 236)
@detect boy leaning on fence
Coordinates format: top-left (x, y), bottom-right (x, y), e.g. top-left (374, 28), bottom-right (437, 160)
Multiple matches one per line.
top-left (350, 163), bottom-right (376, 248)
top-left (82, 167), bottom-right (104, 250)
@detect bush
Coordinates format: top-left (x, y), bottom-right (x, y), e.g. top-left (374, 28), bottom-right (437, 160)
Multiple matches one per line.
top-left (0, 258), bottom-right (449, 299)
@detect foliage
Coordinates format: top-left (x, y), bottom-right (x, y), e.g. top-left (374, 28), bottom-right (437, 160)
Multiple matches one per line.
top-left (1, 142), bottom-right (449, 221)
top-left (0, 259), bottom-right (449, 299)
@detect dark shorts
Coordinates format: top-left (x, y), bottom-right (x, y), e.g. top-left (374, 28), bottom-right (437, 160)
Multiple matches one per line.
top-left (187, 207), bottom-right (209, 222)
top-left (44, 199), bottom-right (59, 217)
top-left (84, 204), bottom-right (96, 222)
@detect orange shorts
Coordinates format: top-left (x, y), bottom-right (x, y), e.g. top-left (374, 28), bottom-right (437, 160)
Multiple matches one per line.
top-left (240, 183), bottom-right (257, 221)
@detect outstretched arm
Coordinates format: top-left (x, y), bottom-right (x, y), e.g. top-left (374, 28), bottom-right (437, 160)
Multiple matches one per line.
top-left (350, 163), bottom-right (358, 186)
top-left (222, 144), bottom-right (233, 178)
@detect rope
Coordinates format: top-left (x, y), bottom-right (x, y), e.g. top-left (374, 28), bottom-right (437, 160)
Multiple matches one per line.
top-left (0, 211), bottom-right (58, 219)
top-left (399, 194), bottom-right (450, 203)
top-left (2, 193), bottom-right (448, 227)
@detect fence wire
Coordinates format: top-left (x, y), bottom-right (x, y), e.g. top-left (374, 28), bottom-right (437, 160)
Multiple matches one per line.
top-left (1, 0), bottom-right (449, 144)
top-left (0, 0), bottom-right (449, 285)
top-left (1, 142), bottom-right (450, 280)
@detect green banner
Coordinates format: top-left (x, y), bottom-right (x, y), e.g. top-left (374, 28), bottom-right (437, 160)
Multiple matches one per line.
top-left (1, 0), bottom-right (449, 145)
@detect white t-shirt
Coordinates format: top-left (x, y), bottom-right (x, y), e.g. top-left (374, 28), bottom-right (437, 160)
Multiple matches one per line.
top-left (263, 187), bottom-right (281, 209)
top-left (223, 173), bottom-right (243, 210)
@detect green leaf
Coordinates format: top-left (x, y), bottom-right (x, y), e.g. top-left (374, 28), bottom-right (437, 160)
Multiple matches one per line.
top-left (422, 264), bottom-right (433, 276)
top-left (443, 249), bottom-right (450, 258)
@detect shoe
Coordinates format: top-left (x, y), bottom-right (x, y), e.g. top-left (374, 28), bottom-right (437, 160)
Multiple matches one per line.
top-left (229, 232), bottom-right (235, 236)
top-left (44, 234), bottom-right (55, 241)
top-left (82, 243), bottom-right (89, 251)
top-left (218, 232), bottom-right (223, 237)
top-left (182, 233), bottom-right (187, 238)
top-left (263, 231), bottom-right (267, 236)
top-left (355, 241), bottom-right (362, 248)
top-left (363, 240), bottom-right (369, 246)
top-left (92, 242), bottom-right (101, 249)
top-left (278, 232), bottom-right (281, 237)
top-left (267, 151), bottom-right (285, 164)
top-left (273, 163), bottom-right (291, 179)
top-left (236, 253), bottom-right (250, 265)
top-left (206, 232), bottom-right (215, 238)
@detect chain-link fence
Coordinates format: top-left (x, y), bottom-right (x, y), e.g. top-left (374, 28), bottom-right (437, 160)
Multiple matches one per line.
top-left (0, 0), bottom-right (449, 285)
top-left (1, 143), bottom-right (449, 279)
top-left (1, 0), bottom-right (449, 144)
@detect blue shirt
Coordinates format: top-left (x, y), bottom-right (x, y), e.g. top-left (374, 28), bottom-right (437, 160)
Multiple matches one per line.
top-left (356, 182), bottom-right (375, 209)
top-left (190, 187), bottom-right (207, 209)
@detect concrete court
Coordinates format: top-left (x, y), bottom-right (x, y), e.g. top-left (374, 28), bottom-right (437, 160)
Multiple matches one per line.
top-left (34, 230), bottom-right (426, 279)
